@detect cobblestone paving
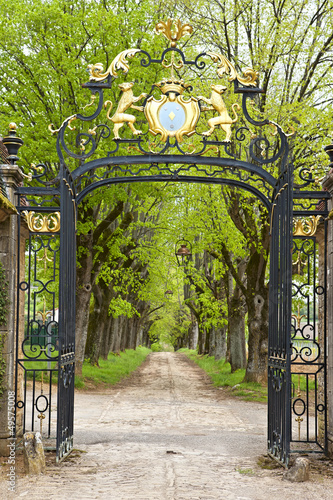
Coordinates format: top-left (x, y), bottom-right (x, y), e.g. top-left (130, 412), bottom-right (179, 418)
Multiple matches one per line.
top-left (2, 352), bottom-right (333, 499)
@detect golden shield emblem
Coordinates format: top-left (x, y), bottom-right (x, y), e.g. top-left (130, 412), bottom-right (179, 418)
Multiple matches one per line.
top-left (145, 95), bottom-right (200, 143)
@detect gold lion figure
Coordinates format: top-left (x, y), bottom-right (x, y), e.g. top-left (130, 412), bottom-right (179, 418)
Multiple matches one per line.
top-left (105, 82), bottom-right (147, 139)
top-left (198, 84), bottom-right (240, 141)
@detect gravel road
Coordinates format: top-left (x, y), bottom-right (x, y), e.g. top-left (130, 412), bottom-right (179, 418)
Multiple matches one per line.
top-left (2, 352), bottom-right (333, 499)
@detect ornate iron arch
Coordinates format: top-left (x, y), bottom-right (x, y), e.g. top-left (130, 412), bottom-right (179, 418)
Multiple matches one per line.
top-left (75, 173), bottom-right (272, 211)
top-left (45, 19), bottom-right (290, 210)
top-left (15, 19), bottom-right (309, 467)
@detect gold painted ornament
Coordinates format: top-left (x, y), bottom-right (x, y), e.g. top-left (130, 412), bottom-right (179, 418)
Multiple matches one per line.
top-left (23, 211), bottom-right (61, 233)
top-left (198, 85), bottom-right (240, 141)
top-left (145, 78), bottom-right (200, 143)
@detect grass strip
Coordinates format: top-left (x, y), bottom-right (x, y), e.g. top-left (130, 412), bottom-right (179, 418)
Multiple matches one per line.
top-left (179, 348), bottom-right (267, 403)
top-left (75, 346), bottom-right (151, 389)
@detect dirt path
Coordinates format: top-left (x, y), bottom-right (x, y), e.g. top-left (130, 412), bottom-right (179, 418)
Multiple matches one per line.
top-left (2, 352), bottom-right (333, 499)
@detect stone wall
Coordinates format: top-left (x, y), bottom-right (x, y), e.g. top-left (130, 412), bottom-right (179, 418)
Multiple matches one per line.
top-left (322, 173), bottom-right (333, 455)
top-left (316, 222), bottom-right (326, 445)
top-left (0, 164), bottom-right (24, 456)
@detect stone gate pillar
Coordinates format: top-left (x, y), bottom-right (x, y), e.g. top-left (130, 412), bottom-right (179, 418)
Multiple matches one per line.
top-left (322, 146), bottom-right (333, 455)
top-left (0, 125), bottom-right (24, 456)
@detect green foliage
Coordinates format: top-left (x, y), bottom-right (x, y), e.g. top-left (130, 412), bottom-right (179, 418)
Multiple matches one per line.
top-left (291, 373), bottom-right (316, 392)
top-left (180, 349), bottom-right (267, 402)
top-left (75, 346), bottom-right (151, 388)
top-left (0, 261), bottom-right (9, 326)
top-left (0, 0), bottom-right (168, 165)
top-left (150, 341), bottom-right (173, 352)
top-left (0, 261), bottom-right (9, 399)
top-left (177, 0), bottom-right (333, 177)
top-left (150, 342), bottom-right (163, 352)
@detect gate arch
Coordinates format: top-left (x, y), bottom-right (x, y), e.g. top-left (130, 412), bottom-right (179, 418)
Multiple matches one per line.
top-left (14, 19), bottom-right (328, 466)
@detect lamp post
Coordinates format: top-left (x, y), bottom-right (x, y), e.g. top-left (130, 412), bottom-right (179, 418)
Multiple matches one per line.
top-left (175, 239), bottom-right (192, 303)
top-left (175, 239), bottom-right (192, 267)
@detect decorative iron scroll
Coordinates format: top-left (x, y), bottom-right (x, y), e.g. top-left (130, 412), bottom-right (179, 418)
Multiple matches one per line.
top-left (73, 161), bottom-right (273, 205)
top-left (290, 231), bottom-right (327, 453)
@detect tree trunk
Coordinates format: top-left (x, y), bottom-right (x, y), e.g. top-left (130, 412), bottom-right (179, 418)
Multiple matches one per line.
top-left (197, 323), bottom-right (206, 355)
top-left (229, 290), bottom-right (247, 371)
top-left (208, 325), bottom-right (216, 357)
top-left (75, 235), bottom-right (93, 375)
top-left (244, 290), bottom-right (269, 383)
top-left (85, 282), bottom-right (113, 364)
top-left (75, 200), bottom-right (125, 374)
top-left (213, 325), bottom-right (227, 360)
top-left (204, 324), bottom-right (211, 355)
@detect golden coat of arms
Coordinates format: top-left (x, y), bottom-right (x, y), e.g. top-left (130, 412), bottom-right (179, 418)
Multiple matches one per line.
top-left (144, 78), bottom-right (200, 143)
top-left (85, 19), bottom-right (259, 146)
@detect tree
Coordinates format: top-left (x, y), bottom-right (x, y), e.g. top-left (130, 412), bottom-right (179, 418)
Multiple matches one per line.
top-left (2, 0), bottom-right (333, 380)
top-left (171, 0), bottom-right (333, 380)
top-left (0, 0), bottom-right (172, 372)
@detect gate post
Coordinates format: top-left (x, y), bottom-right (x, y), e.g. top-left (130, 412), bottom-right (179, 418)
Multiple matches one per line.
top-left (0, 134), bottom-right (24, 455)
top-left (322, 164), bottom-right (333, 456)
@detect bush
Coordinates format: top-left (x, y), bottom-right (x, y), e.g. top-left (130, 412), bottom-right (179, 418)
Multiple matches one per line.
top-left (150, 342), bottom-right (163, 352)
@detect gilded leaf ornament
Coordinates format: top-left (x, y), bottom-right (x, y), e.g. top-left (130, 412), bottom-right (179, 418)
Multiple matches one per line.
top-left (23, 211), bottom-right (61, 233)
top-left (88, 49), bottom-right (141, 81)
top-left (293, 215), bottom-right (322, 237)
top-left (155, 19), bottom-right (193, 47)
top-left (207, 52), bottom-right (258, 86)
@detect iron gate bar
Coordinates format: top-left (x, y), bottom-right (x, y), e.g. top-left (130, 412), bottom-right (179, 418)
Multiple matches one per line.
top-left (290, 219), bottom-right (328, 455)
top-left (56, 164), bottom-right (76, 462)
top-left (293, 192), bottom-right (331, 199)
top-left (71, 154), bottom-right (277, 187)
top-left (75, 175), bottom-right (272, 210)
top-left (268, 165), bottom-right (293, 467)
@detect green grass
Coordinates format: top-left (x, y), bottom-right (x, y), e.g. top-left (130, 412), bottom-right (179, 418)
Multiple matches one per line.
top-left (74, 346), bottom-right (151, 389)
top-left (23, 347), bottom-right (151, 389)
top-left (22, 346), bottom-right (59, 383)
top-left (179, 348), bottom-right (267, 403)
top-left (291, 373), bottom-right (316, 392)
top-left (237, 468), bottom-right (255, 475)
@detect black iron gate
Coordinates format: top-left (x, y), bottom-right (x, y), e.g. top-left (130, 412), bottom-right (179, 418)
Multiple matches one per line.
top-left (14, 164), bottom-right (76, 461)
top-left (15, 188), bottom-right (61, 451)
top-left (13, 18), bottom-right (329, 465)
top-left (268, 166), bottom-right (293, 466)
top-left (56, 165), bottom-right (76, 461)
top-left (290, 197), bottom-right (329, 455)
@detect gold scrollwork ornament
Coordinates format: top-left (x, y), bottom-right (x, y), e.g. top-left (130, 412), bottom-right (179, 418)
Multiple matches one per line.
top-left (293, 215), bottom-right (322, 237)
top-left (207, 52), bottom-right (258, 87)
top-left (155, 19), bottom-right (193, 47)
top-left (23, 211), bottom-right (61, 233)
top-left (88, 49), bottom-right (141, 81)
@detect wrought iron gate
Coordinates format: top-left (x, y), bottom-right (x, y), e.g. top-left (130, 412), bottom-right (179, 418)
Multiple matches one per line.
top-left (291, 197), bottom-right (329, 455)
top-left (268, 166), bottom-right (293, 466)
top-left (56, 165), bottom-right (76, 461)
top-left (15, 186), bottom-right (61, 451)
top-left (13, 18), bottom-right (329, 465)
top-left (15, 164), bottom-right (76, 461)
